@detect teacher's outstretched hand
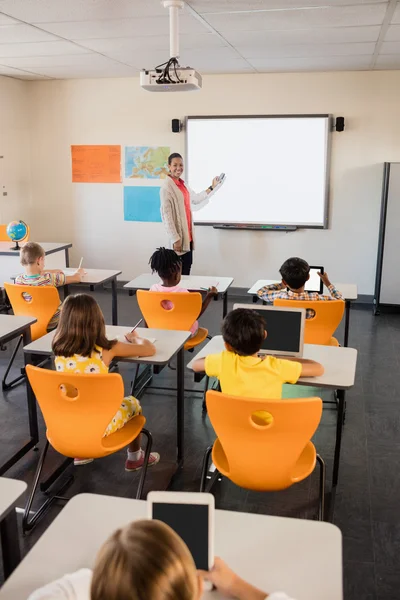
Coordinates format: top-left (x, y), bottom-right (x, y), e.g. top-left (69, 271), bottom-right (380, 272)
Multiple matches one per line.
top-left (160, 152), bottom-right (221, 275)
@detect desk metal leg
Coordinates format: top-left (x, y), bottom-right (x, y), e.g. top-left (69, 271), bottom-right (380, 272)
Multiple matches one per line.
top-left (223, 291), bottom-right (228, 318)
top-left (176, 348), bottom-right (184, 464)
top-left (64, 247), bottom-right (70, 297)
top-left (24, 351), bottom-right (39, 443)
top-left (344, 301), bottom-right (351, 347)
top-left (111, 278), bottom-right (118, 325)
top-left (332, 390), bottom-right (345, 487)
top-left (1, 508), bottom-right (21, 579)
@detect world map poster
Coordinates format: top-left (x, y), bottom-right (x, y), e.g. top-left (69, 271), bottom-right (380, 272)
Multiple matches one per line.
top-left (124, 146), bottom-right (170, 179)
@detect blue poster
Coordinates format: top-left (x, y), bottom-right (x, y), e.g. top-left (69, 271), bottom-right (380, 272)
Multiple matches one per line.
top-left (123, 186), bottom-right (161, 222)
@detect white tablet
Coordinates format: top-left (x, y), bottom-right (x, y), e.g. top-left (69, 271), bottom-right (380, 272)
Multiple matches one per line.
top-left (147, 491), bottom-right (214, 570)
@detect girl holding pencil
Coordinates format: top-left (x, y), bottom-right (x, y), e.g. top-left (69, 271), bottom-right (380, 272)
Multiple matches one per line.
top-left (52, 293), bottom-right (160, 471)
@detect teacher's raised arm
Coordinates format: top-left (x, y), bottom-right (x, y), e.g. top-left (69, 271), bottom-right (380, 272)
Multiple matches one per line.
top-left (160, 152), bottom-right (221, 275)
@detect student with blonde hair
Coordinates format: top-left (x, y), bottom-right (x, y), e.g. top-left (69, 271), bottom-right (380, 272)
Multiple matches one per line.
top-left (29, 519), bottom-right (296, 600)
top-left (52, 293), bottom-right (160, 470)
top-left (16, 242), bottom-right (85, 330)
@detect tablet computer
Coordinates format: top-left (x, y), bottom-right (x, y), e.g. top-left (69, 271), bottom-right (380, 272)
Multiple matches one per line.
top-left (147, 491), bottom-right (214, 570)
top-left (305, 266), bottom-right (324, 294)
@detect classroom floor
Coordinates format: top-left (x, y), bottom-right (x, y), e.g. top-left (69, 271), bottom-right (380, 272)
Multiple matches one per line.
top-left (0, 288), bottom-right (398, 600)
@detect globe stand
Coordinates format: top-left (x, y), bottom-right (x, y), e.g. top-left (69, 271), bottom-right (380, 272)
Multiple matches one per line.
top-left (10, 240), bottom-right (21, 251)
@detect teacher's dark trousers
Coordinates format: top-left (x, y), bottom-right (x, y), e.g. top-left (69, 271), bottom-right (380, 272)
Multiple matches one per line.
top-left (181, 242), bottom-right (193, 275)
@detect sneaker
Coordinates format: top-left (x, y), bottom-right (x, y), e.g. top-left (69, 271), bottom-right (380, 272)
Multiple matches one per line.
top-left (74, 458), bottom-right (94, 466)
top-left (125, 450), bottom-right (160, 472)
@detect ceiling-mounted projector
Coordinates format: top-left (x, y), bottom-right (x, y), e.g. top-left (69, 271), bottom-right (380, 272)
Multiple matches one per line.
top-left (140, 67), bottom-right (202, 92)
top-left (140, 0), bottom-right (202, 92)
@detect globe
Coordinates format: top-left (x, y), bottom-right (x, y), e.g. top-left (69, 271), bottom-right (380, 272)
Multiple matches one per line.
top-left (6, 220), bottom-right (29, 250)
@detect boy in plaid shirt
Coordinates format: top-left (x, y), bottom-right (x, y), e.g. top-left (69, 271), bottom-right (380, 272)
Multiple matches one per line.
top-left (257, 257), bottom-right (343, 319)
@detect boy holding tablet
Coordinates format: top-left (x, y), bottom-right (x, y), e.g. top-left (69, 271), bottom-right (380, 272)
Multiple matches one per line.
top-left (257, 257), bottom-right (343, 319)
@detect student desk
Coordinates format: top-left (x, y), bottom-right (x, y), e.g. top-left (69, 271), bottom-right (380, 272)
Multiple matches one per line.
top-left (0, 315), bottom-right (37, 476)
top-left (0, 242), bottom-right (71, 288)
top-left (247, 280), bottom-right (358, 347)
top-left (124, 274), bottom-right (234, 318)
top-left (0, 492), bottom-right (343, 600)
top-left (23, 326), bottom-right (190, 464)
top-left (187, 337), bottom-right (358, 487)
top-left (0, 478), bottom-right (27, 581)
top-left (63, 268), bottom-right (121, 325)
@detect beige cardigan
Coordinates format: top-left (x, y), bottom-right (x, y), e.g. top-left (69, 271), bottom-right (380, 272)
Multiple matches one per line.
top-left (160, 176), bottom-right (211, 253)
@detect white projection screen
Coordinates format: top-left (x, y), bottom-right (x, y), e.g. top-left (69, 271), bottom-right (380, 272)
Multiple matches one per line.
top-left (186, 115), bottom-right (331, 229)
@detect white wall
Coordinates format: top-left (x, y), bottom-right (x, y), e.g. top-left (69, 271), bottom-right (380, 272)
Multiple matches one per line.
top-left (0, 76), bottom-right (32, 225)
top-left (27, 71), bottom-right (400, 294)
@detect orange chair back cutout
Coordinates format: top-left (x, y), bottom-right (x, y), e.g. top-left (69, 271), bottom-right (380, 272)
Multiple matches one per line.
top-left (4, 282), bottom-right (61, 341)
top-left (0, 224), bottom-right (30, 242)
top-left (274, 298), bottom-right (344, 345)
top-left (137, 289), bottom-right (202, 330)
top-left (206, 390), bottom-right (322, 491)
top-left (26, 365), bottom-right (145, 458)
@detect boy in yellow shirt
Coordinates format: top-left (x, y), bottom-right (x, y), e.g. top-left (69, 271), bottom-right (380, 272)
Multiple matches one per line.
top-left (192, 308), bottom-right (324, 404)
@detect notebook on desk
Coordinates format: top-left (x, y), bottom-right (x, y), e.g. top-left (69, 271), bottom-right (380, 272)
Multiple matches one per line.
top-left (233, 304), bottom-right (305, 358)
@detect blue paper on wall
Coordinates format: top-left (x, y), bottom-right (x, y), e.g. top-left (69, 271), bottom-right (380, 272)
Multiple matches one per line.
top-left (123, 186), bottom-right (161, 222)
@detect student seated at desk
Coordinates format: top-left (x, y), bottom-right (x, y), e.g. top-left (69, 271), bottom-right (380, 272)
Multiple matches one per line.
top-left (52, 293), bottom-right (160, 471)
top-left (149, 247), bottom-right (217, 336)
top-left (257, 257), bottom-right (343, 318)
top-left (28, 519), bottom-right (295, 600)
top-left (192, 308), bottom-right (324, 423)
top-left (15, 242), bottom-right (85, 330)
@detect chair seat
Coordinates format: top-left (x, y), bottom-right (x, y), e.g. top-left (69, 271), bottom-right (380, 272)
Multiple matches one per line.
top-left (47, 414), bottom-right (146, 459)
top-left (291, 441), bottom-right (317, 483)
top-left (184, 327), bottom-right (208, 350)
top-left (212, 438), bottom-right (317, 489)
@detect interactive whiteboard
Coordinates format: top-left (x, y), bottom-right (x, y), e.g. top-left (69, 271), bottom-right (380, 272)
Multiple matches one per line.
top-left (186, 115), bottom-right (331, 229)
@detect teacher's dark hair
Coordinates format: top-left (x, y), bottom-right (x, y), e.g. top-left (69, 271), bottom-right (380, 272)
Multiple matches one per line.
top-left (149, 247), bottom-right (182, 279)
top-left (168, 153), bottom-right (183, 165)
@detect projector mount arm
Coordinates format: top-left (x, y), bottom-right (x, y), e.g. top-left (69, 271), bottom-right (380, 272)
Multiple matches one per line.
top-left (155, 0), bottom-right (185, 85)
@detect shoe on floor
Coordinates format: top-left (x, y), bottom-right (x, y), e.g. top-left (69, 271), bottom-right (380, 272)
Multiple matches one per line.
top-left (74, 458), bottom-right (94, 466)
top-left (125, 450), bottom-right (160, 472)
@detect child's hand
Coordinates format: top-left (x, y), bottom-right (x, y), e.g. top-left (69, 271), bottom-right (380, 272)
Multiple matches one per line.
top-left (125, 331), bottom-right (138, 343)
top-left (74, 268), bottom-right (86, 279)
top-left (318, 271), bottom-right (332, 288)
top-left (207, 286), bottom-right (218, 297)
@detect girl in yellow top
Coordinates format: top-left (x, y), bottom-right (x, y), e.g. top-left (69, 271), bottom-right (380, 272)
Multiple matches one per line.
top-left (52, 293), bottom-right (160, 471)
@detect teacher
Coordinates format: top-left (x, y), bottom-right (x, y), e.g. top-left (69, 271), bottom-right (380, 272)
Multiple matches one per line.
top-left (160, 152), bottom-right (220, 275)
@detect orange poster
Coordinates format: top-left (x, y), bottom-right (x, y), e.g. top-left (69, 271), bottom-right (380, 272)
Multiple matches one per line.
top-left (71, 145), bottom-right (121, 183)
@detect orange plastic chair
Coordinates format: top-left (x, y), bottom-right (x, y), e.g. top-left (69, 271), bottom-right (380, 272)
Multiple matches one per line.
top-left (200, 390), bottom-right (325, 520)
top-left (2, 283), bottom-right (61, 390)
top-left (274, 298), bottom-right (345, 346)
top-left (23, 365), bottom-right (153, 532)
top-left (137, 289), bottom-right (208, 349)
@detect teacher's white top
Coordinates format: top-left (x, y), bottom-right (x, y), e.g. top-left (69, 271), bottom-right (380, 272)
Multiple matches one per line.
top-left (0, 493), bottom-right (343, 600)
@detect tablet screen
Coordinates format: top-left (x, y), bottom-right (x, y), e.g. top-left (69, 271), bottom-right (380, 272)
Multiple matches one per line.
top-left (305, 266), bottom-right (324, 293)
top-left (152, 502), bottom-right (209, 570)
top-left (253, 308), bottom-right (303, 354)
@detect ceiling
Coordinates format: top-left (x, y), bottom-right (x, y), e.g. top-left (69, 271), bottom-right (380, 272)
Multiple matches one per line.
top-left (0, 0), bottom-right (400, 80)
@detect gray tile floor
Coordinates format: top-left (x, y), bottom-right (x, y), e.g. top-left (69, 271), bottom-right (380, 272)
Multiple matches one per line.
top-left (0, 287), bottom-right (399, 599)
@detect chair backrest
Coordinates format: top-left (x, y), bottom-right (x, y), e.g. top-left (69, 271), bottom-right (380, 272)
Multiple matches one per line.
top-left (137, 289), bottom-right (202, 330)
top-left (26, 365), bottom-right (129, 458)
top-left (0, 224), bottom-right (30, 242)
top-left (273, 298), bottom-right (344, 345)
top-left (4, 282), bottom-right (60, 340)
top-left (206, 390), bottom-right (322, 491)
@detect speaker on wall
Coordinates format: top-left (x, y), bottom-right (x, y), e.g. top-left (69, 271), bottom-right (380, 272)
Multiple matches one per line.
top-left (335, 117), bottom-right (345, 132)
top-left (171, 119), bottom-right (181, 133)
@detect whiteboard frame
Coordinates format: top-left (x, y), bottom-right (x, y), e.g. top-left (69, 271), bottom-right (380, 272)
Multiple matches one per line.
top-left (186, 114), bottom-right (332, 230)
